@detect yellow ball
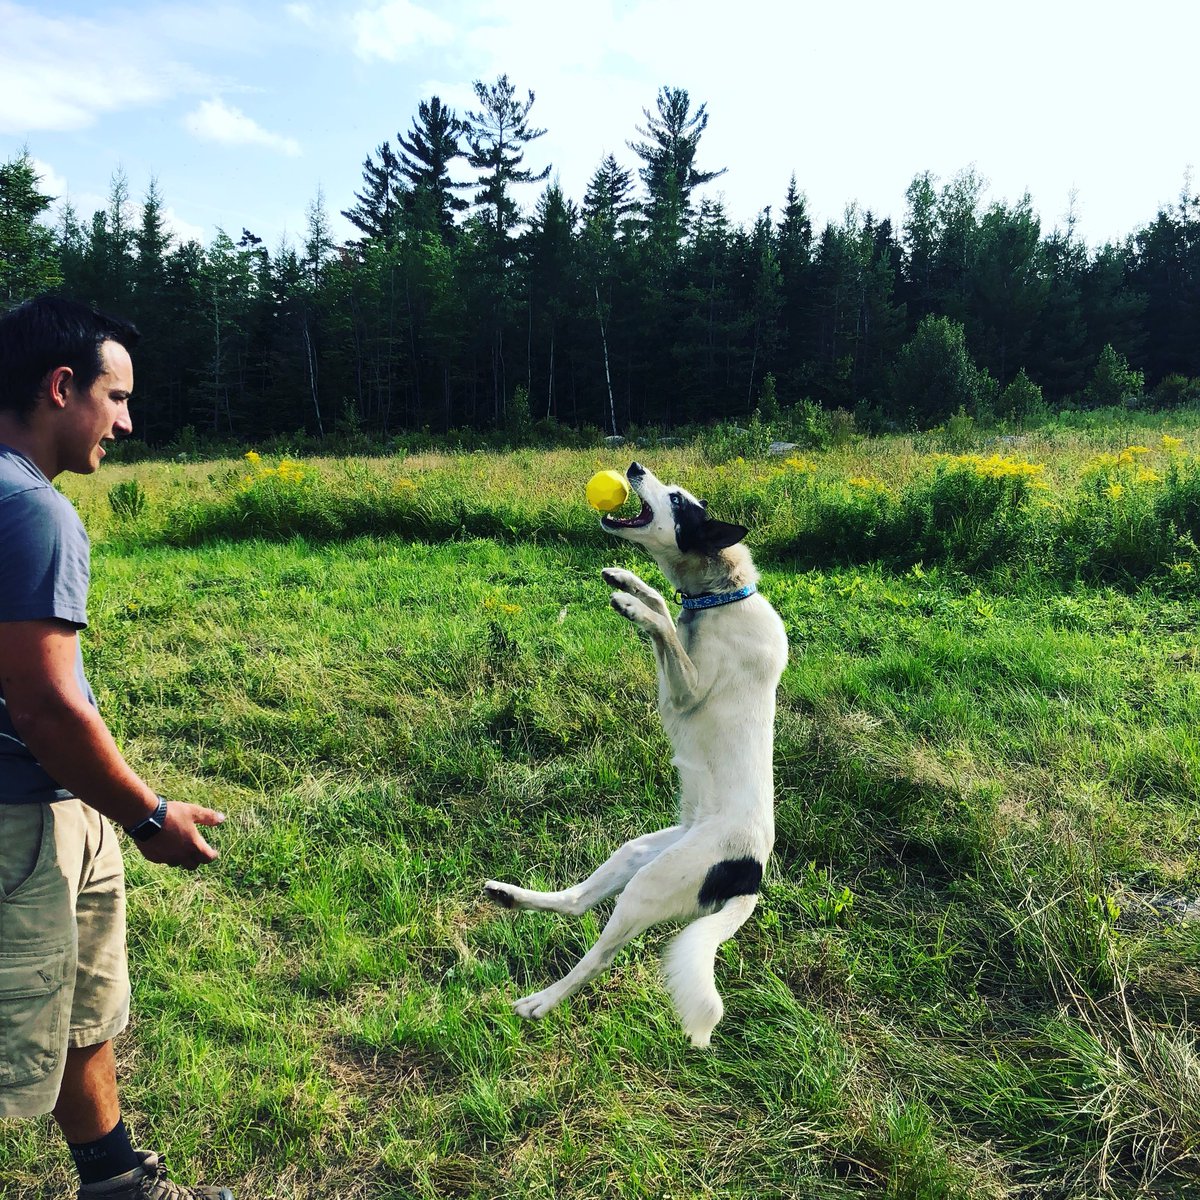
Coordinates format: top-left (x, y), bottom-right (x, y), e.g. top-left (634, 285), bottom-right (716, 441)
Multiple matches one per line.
top-left (586, 469), bottom-right (631, 512)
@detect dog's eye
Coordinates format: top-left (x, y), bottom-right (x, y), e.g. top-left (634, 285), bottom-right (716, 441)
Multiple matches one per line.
top-left (670, 493), bottom-right (682, 508)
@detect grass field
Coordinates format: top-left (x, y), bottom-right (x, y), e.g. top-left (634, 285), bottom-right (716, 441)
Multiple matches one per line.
top-left (4, 418), bottom-right (1200, 1199)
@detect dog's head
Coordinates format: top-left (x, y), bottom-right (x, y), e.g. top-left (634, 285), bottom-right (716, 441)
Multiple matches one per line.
top-left (600, 462), bottom-right (748, 559)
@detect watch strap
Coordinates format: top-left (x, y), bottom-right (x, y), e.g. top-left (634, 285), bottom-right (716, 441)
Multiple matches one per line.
top-left (125, 795), bottom-right (169, 841)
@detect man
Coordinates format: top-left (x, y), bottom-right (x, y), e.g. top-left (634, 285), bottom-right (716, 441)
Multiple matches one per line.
top-left (0, 296), bottom-right (234, 1200)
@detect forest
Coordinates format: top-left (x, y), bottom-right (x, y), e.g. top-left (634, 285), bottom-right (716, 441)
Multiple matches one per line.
top-left (2, 78), bottom-right (1199, 446)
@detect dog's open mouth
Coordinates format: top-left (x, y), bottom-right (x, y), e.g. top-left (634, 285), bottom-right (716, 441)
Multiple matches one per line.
top-left (601, 499), bottom-right (653, 529)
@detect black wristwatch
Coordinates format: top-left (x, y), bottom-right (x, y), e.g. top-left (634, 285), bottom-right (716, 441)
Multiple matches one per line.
top-left (125, 795), bottom-right (169, 841)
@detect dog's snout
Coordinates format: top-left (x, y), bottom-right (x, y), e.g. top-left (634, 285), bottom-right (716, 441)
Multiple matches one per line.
top-left (628, 461), bottom-right (645, 479)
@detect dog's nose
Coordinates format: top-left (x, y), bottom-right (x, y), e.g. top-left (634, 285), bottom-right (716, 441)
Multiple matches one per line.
top-left (628, 461), bottom-right (645, 479)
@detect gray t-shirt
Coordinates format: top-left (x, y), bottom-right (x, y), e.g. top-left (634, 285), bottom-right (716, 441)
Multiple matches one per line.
top-left (0, 444), bottom-right (97, 803)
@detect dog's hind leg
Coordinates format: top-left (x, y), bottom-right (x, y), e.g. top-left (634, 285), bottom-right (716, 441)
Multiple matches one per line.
top-left (511, 839), bottom-right (704, 1021)
top-left (484, 826), bottom-right (684, 916)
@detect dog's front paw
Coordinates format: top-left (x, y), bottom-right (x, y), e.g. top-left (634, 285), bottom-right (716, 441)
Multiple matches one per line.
top-left (513, 988), bottom-right (560, 1020)
top-left (610, 591), bottom-right (657, 630)
top-left (602, 566), bottom-right (642, 591)
top-left (484, 881), bottom-right (518, 909)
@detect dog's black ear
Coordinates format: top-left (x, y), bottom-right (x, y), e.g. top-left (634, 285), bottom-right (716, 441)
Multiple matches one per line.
top-left (695, 519), bottom-right (748, 553)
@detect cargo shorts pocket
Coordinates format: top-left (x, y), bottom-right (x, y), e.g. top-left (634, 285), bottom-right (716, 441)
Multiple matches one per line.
top-left (0, 944), bottom-right (69, 1088)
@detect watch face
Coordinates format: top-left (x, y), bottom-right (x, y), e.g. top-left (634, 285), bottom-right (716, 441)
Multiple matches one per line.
top-left (130, 798), bottom-right (168, 840)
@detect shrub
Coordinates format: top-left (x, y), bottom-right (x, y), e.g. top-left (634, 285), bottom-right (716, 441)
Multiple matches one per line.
top-left (107, 479), bottom-right (147, 522)
top-left (1085, 345), bottom-right (1144, 408)
top-left (997, 369), bottom-right (1045, 420)
top-left (1152, 374), bottom-right (1200, 409)
top-left (892, 315), bottom-right (986, 427)
top-left (894, 454), bottom-right (1052, 574)
top-left (757, 372), bottom-right (780, 423)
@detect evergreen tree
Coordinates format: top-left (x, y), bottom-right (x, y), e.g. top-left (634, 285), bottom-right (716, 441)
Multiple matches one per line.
top-left (1030, 224), bottom-right (1090, 399)
top-left (463, 74), bottom-right (551, 419)
top-left (523, 182), bottom-right (578, 419)
top-left (892, 314), bottom-right (984, 425)
top-left (744, 208), bottom-right (783, 411)
top-left (900, 171), bottom-right (938, 320)
top-left (969, 196), bottom-right (1047, 383)
top-left (776, 175), bottom-right (815, 398)
top-left (397, 96), bottom-right (468, 242)
top-left (581, 155), bottom-right (639, 433)
top-left (464, 75), bottom-right (550, 245)
top-left (341, 141), bottom-right (406, 248)
top-left (0, 149), bottom-right (61, 301)
top-left (74, 170), bottom-right (137, 311)
top-left (628, 86), bottom-right (724, 233)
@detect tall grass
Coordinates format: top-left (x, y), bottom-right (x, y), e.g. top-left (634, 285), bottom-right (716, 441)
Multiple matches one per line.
top-left (80, 432), bottom-right (1200, 589)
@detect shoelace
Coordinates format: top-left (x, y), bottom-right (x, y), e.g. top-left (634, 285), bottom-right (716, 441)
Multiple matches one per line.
top-left (141, 1156), bottom-right (198, 1199)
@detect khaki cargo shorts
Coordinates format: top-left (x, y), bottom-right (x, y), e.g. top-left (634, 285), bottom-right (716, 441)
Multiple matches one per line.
top-left (0, 799), bottom-right (130, 1118)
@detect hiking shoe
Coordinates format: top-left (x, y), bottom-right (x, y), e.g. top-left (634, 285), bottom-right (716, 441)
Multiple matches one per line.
top-left (77, 1150), bottom-right (233, 1199)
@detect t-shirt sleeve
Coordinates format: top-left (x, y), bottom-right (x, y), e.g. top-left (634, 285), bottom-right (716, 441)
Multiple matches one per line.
top-left (0, 487), bottom-right (90, 629)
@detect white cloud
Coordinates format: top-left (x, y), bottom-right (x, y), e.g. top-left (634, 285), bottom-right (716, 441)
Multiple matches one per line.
top-left (183, 99), bottom-right (302, 157)
top-left (286, 2), bottom-right (316, 25)
top-left (30, 157), bottom-right (68, 202)
top-left (0, 1), bottom-right (211, 134)
top-left (162, 206), bottom-right (208, 246)
top-left (351, 1), bottom-right (455, 62)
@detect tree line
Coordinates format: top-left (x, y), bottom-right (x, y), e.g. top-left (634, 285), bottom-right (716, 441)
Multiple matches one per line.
top-left (2, 78), bottom-right (1199, 446)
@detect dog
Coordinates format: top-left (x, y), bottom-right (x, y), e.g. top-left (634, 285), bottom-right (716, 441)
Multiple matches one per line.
top-left (484, 462), bottom-right (788, 1046)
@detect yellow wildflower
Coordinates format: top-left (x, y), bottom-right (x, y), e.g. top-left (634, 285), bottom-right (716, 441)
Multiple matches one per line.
top-left (1105, 482), bottom-right (1124, 501)
top-left (1163, 434), bottom-right (1184, 451)
top-left (244, 450), bottom-right (261, 465)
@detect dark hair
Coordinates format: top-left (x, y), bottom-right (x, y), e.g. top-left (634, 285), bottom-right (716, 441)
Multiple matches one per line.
top-left (0, 295), bottom-right (140, 419)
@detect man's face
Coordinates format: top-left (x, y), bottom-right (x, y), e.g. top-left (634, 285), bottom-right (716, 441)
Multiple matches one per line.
top-left (59, 340), bottom-right (134, 474)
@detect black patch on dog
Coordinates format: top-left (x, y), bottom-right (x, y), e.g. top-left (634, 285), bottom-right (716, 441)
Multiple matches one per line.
top-left (698, 857), bottom-right (763, 907)
top-left (672, 492), bottom-right (748, 556)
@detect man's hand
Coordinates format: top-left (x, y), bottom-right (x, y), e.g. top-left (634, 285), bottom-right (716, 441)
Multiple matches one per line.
top-left (136, 802), bottom-right (226, 870)
top-left (1, 619), bottom-right (227, 871)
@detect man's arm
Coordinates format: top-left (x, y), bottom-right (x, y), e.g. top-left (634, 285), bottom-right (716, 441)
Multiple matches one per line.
top-left (0, 618), bottom-right (224, 869)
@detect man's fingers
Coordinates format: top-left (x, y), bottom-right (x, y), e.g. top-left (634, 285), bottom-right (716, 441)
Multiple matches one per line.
top-left (189, 806), bottom-right (227, 827)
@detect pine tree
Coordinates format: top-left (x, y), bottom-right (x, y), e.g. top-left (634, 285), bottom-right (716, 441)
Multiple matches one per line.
top-left (397, 96), bottom-right (468, 242)
top-left (464, 75), bottom-right (550, 246)
top-left (463, 74), bottom-right (551, 419)
top-left (628, 86), bottom-right (724, 233)
top-left (0, 149), bottom-right (61, 301)
top-left (341, 141), bottom-right (406, 248)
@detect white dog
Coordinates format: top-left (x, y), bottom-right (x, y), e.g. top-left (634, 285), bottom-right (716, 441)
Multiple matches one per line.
top-left (485, 462), bottom-right (788, 1046)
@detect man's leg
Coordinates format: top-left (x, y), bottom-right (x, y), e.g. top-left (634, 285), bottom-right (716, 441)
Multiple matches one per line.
top-left (52, 1041), bottom-right (120, 1143)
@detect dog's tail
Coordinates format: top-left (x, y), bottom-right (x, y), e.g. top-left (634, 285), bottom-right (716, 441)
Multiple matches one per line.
top-left (661, 893), bottom-right (757, 1048)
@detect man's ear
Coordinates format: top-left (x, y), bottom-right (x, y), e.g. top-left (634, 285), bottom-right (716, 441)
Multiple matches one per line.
top-left (697, 519), bottom-right (748, 553)
top-left (44, 366), bottom-right (73, 408)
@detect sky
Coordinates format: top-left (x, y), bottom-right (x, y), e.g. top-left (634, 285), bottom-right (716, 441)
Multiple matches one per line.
top-left (2, 0), bottom-right (1198, 256)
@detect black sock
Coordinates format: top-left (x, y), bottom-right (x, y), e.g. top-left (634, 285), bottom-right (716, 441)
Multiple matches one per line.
top-left (67, 1118), bottom-right (141, 1186)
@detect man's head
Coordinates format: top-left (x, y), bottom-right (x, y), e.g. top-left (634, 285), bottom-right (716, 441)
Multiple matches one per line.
top-left (0, 295), bottom-right (139, 422)
top-left (0, 295), bottom-right (140, 475)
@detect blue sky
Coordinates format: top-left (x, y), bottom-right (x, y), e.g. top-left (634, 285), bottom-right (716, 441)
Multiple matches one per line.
top-left (2, 0), bottom-right (1197, 254)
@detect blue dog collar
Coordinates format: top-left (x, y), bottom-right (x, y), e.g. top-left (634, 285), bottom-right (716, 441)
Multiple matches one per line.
top-left (679, 584), bottom-right (757, 610)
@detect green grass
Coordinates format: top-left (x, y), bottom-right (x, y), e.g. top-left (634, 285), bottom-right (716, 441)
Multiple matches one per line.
top-left (4, 431), bottom-right (1200, 1198)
